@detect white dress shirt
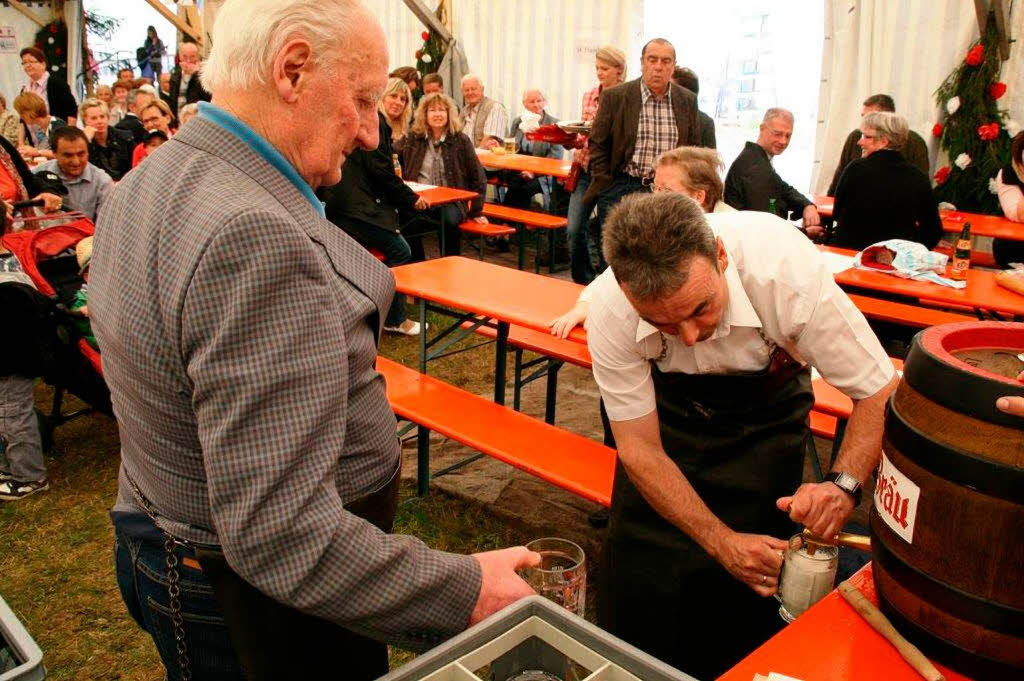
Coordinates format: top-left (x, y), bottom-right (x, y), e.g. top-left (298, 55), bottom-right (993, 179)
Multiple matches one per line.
top-left (585, 211), bottom-right (895, 421)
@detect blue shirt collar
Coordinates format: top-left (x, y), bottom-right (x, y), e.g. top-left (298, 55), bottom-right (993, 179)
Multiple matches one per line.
top-left (197, 102), bottom-right (325, 218)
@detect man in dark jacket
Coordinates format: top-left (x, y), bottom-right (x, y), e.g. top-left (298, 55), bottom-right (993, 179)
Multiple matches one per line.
top-left (827, 94), bottom-right (929, 197)
top-left (81, 98), bottom-right (133, 181)
top-left (672, 67), bottom-right (715, 149)
top-left (167, 42), bottom-right (212, 119)
top-left (583, 38), bottom-right (700, 270)
top-left (832, 112), bottom-right (942, 251)
top-left (321, 112), bottom-right (428, 334)
top-left (113, 89), bottom-right (153, 146)
top-left (724, 107), bottom-right (822, 236)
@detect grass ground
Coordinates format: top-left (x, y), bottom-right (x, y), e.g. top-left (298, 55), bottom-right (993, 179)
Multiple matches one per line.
top-left (0, 310), bottom-right (528, 680)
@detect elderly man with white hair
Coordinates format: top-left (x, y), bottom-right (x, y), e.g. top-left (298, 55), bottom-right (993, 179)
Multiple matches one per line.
top-left (89, 2), bottom-right (538, 680)
top-left (167, 41), bottom-right (212, 119)
top-left (724, 107), bottom-right (822, 237)
top-left (460, 73), bottom-right (508, 149)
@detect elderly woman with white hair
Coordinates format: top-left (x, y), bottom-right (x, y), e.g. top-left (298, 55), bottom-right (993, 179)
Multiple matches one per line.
top-left (832, 111), bottom-right (942, 251)
top-left (89, 1), bottom-right (537, 679)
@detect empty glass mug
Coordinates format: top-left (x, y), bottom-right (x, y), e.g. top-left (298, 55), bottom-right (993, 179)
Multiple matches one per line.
top-left (521, 538), bottom-right (586, 617)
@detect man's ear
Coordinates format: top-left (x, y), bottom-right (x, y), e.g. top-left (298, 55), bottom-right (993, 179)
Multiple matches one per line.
top-left (271, 39), bottom-right (313, 104)
top-left (716, 236), bottom-right (728, 272)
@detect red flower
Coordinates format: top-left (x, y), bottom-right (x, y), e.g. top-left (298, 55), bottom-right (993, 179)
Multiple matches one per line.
top-left (421, 31), bottom-right (430, 41)
top-left (989, 82), bottom-right (1007, 100)
top-left (932, 123), bottom-right (943, 137)
top-left (934, 166), bottom-right (951, 185)
top-left (49, 24), bottom-right (58, 34)
top-left (965, 44), bottom-right (984, 66)
top-left (55, 47), bottom-right (61, 56)
top-left (977, 122), bottom-right (1001, 141)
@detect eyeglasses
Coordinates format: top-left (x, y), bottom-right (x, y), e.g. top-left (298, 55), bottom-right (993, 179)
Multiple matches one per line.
top-left (21, 59), bottom-right (40, 66)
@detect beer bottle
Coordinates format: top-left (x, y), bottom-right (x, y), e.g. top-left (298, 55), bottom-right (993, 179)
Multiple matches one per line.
top-left (392, 153), bottom-right (402, 179)
top-left (768, 197), bottom-right (777, 216)
top-left (949, 222), bottom-right (972, 281)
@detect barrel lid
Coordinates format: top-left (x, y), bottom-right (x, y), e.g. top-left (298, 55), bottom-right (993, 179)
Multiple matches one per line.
top-left (905, 322), bottom-right (1024, 428)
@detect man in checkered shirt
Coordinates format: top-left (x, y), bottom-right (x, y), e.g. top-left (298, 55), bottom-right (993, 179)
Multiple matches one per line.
top-left (89, 1), bottom-right (538, 679)
top-left (583, 39), bottom-right (702, 273)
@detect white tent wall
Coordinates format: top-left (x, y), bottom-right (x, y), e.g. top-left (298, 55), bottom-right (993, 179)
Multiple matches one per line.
top-left (364, 0), bottom-right (441, 81)
top-left (812, 0), bottom-right (1019, 195)
top-left (0, 0), bottom-right (83, 108)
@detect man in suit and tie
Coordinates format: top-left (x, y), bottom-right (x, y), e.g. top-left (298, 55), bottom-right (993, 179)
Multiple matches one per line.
top-left (583, 38), bottom-right (701, 271)
top-left (90, 2), bottom-right (538, 680)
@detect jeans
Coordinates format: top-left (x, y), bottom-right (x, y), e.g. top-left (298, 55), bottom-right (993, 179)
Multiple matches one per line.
top-left (0, 375), bottom-right (45, 482)
top-left (358, 228), bottom-right (413, 327)
top-left (589, 175), bottom-right (650, 273)
top-left (404, 203), bottom-right (465, 259)
top-left (113, 516), bottom-right (246, 681)
top-left (566, 171), bottom-right (595, 284)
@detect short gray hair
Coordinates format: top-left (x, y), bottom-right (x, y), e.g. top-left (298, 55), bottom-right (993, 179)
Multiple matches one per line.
top-left (126, 88), bottom-right (152, 108)
top-left (862, 111), bottom-right (908, 150)
top-left (603, 193), bottom-right (718, 301)
top-left (202, 0), bottom-right (369, 92)
top-left (461, 74), bottom-right (483, 88)
top-left (521, 88), bottom-right (545, 102)
top-left (763, 107), bottom-right (794, 125)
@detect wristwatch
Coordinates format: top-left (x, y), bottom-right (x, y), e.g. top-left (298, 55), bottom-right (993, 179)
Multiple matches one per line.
top-left (825, 471), bottom-right (862, 506)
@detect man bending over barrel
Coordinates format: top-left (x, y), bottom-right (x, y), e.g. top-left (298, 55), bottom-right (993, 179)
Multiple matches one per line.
top-left (587, 192), bottom-right (897, 679)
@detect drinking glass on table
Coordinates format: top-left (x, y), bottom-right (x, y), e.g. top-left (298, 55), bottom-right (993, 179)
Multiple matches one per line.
top-left (503, 137), bottom-right (518, 154)
top-left (520, 538), bottom-right (586, 617)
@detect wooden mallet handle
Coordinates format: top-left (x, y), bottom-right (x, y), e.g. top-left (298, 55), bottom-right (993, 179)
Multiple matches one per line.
top-left (838, 581), bottom-right (945, 681)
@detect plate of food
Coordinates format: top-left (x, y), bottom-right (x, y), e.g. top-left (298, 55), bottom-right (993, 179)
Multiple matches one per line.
top-left (557, 121), bottom-right (591, 134)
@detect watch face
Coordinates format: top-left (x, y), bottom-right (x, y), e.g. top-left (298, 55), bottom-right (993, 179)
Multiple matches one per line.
top-left (835, 472), bottom-right (859, 491)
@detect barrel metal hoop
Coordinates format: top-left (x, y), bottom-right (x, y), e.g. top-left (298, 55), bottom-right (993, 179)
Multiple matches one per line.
top-left (885, 399), bottom-right (1024, 502)
top-left (874, 591), bottom-right (1023, 681)
top-left (904, 330), bottom-right (1024, 429)
top-left (872, 536), bottom-right (1024, 637)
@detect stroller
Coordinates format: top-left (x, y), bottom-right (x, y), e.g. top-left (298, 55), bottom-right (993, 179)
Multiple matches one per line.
top-left (1, 212), bottom-right (110, 452)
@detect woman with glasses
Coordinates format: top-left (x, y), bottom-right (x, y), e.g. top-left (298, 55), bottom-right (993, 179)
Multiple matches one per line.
top-left (19, 47), bottom-right (78, 125)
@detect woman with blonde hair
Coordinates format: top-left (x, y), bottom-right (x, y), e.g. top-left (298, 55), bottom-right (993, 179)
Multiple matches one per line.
top-left (566, 44), bottom-right (627, 284)
top-left (379, 77), bottom-right (413, 143)
top-left (13, 91), bottom-right (65, 160)
top-left (399, 92), bottom-right (488, 257)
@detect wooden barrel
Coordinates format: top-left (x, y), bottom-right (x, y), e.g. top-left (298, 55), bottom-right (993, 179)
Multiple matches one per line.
top-left (872, 321), bottom-right (1024, 680)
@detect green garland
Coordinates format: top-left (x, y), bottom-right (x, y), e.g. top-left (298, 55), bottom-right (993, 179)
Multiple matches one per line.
top-left (34, 20), bottom-right (69, 83)
top-left (415, 29), bottom-right (444, 75)
top-left (932, 14), bottom-right (1013, 215)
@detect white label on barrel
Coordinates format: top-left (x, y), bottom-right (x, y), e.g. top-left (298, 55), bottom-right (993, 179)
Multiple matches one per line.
top-left (875, 450), bottom-right (920, 544)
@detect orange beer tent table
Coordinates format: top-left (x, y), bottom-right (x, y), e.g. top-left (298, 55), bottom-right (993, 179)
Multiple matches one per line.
top-left (476, 149), bottom-right (573, 179)
top-left (822, 245), bottom-right (1024, 319)
top-left (407, 183), bottom-right (480, 255)
top-left (814, 195), bottom-right (1024, 241)
top-left (718, 563), bottom-right (974, 681)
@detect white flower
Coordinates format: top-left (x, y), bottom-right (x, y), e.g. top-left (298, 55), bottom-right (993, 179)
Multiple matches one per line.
top-left (421, 53), bottom-right (432, 63)
top-left (954, 152), bottom-right (972, 169)
top-left (47, 37), bottom-right (54, 44)
top-left (946, 96), bottom-right (961, 115)
top-left (989, 177), bottom-right (999, 194)
top-left (50, 64), bottom-right (59, 72)
top-left (1005, 118), bottom-right (1022, 137)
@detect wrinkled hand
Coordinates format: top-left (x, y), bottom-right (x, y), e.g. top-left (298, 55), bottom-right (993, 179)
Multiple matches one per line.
top-left (521, 171), bottom-right (534, 181)
top-left (413, 196), bottom-right (429, 210)
top-left (473, 216), bottom-right (488, 224)
top-left (18, 145), bottom-right (36, 158)
top-left (480, 138), bottom-right (500, 150)
top-left (36, 192), bottom-right (63, 213)
top-left (996, 370), bottom-right (1024, 417)
top-left (548, 303), bottom-right (588, 339)
top-left (803, 205), bottom-right (821, 228)
top-left (778, 481), bottom-right (855, 539)
top-left (712, 531), bottom-right (787, 597)
top-left (468, 547), bottom-right (541, 625)
top-left (804, 224), bottom-right (825, 240)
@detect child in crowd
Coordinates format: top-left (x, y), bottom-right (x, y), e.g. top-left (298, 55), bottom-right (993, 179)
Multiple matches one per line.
top-left (70, 236), bottom-right (96, 349)
top-left (0, 240), bottom-right (48, 500)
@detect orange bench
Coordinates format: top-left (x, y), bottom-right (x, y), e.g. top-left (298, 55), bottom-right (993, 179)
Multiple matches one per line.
top-left (847, 294), bottom-right (973, 328)
top-left (377, 356), bottom-right (615, 506)
top-left (458, 220), bottom-right (518, 260)
top-left (463, 322), bottom-right (591, 424)
top-left (480, 203), bottom-right (568, 273)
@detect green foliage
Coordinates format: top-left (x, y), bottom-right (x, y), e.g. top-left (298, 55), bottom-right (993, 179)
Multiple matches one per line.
top-left (33, 20), bottom-right (68, 83)
top-left (933, 15), bottom-right (1013, 214)
top-left (416, 29), bottom-right (445, 75)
